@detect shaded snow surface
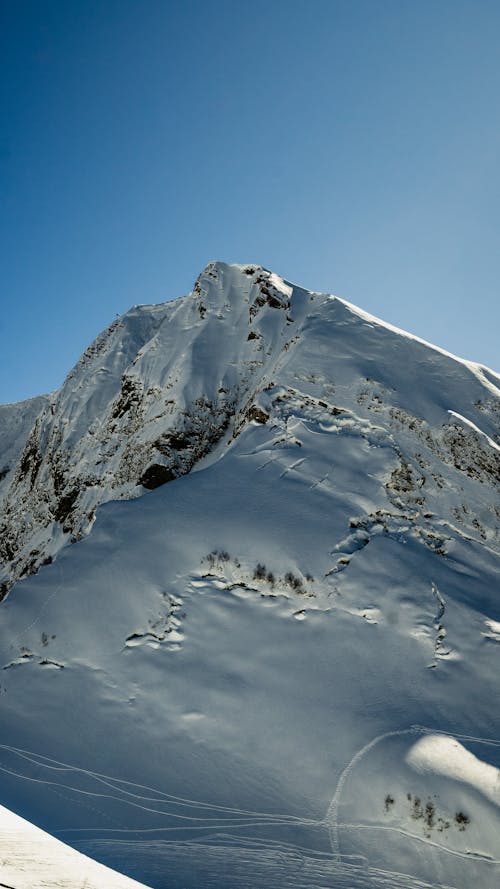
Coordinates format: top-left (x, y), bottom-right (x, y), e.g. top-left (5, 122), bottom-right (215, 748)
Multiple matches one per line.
top-left (0, 262), bottom-right (499, 889)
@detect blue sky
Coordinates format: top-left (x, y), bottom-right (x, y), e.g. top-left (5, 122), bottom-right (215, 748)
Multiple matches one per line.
top-left (1, 0), bottom-right (499, 402)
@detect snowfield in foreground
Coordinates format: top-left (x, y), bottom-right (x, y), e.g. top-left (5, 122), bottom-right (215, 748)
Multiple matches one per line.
top-left (0, 803), bottom-right (150, 888)
top-left (0, 262), bottom-right (499, 888)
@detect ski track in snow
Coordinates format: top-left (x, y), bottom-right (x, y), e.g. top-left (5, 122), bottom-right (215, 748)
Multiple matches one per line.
top-left (0, 743), bottom-right (315, 833)
top-left (337, 822), bottom-right (500, 865)
top-left (279, 457), bottom-right (307, 478)
top-left (1, 262), bottom-right (499, 888)
top-left (2, 726), bottom-right (500, 886)
top-left (79, 839), bottom-right (461, 889)
top-left (326, 724), bottom-right (500, 863)
top-left (256, 456), bottom-right (279, 471)
top-left (0, 563), bottom-right (65, 666)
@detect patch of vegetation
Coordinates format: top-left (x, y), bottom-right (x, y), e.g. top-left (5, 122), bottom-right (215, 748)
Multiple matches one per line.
top-left (455, 811), bottom-right (470, 830)
top-left (253, 563), bottom-right (267, 580)
top-left (202, 553), bottom-right (312, 599)
top-left (404, 792), bottom-right (469, 835)
top-left (284, 571), bottom-right (304, 592)
top-left (206, 550), bottom-right (231, 568)
top-left (425, 801), bottom-right (435, 830)
top-left (411, 796), bottom-right (423, 820)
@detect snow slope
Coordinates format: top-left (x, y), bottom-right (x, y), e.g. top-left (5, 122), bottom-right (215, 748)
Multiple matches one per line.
top-left (0, 803), bottom-right (151, 888)
top-left (0, 262), bottom-right (499, 888)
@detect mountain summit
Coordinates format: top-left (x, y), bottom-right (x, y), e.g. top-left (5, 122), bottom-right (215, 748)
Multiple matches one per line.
top-left (1, 261), bottom-right (498, 593)
top-left (0, 262), bottom-right (499, 889)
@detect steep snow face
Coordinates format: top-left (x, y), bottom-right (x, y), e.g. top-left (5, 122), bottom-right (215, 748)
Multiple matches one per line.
top-left (1, 261), bottom-right (499, 595)
top-left (0, 263), bottom-right (308, 592)
top-left (0, 262), bottom-right (499, 889)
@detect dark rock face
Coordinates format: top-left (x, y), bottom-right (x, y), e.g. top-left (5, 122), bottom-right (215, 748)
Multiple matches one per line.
top-left (53, 487), bottom-right (81, 526)
top-left (246, 406), bottom-right (269, 425)
top-left (139, 464), bottom-right (176, 489)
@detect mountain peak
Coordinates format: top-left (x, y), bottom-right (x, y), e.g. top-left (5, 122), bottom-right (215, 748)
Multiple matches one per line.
top-left (0, 263), bottom-right (499, 889)
top-left (0, 264), bottom-right (498, 596)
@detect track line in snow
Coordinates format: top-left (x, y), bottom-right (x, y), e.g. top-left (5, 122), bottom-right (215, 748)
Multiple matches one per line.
top-left (337, 821), bottom-right (500, 866)
top-left (326, 724), bottom-right (500, 862)
top-left (0, 563), bottom-right (65, 664)
top-left (309, 472), bottom-right (331, 490)
top-left (256, 456), bottom-right (279, 471)
top-left (58, 817), bottom-right (320, 836)
top-left (279, 457), bottom-right (306, 478)
top-left (0, 743), bottom-right (313, 828)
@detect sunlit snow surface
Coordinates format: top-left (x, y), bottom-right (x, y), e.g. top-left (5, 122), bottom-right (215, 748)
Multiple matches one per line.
top-left (0, 262), bottom-right (499, 888)
top-left (0, 803), bottom-right (150, 888)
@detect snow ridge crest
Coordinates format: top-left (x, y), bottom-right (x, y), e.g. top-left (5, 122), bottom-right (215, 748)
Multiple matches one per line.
top-left (0, 261), bottom-right (498, 595)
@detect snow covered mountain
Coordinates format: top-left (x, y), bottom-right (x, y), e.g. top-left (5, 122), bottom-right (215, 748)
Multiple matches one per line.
top-left (0, 261), bottom-right (499, 889)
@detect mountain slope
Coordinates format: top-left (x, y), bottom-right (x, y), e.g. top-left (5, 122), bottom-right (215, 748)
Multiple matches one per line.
top-left (0, 263), bottom-right (308, 592)
top-left (0, 262), bottom-right (499, 889)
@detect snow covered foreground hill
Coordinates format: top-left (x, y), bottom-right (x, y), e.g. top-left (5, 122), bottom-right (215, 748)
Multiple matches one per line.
top-left (0, 803), bottom-right (150, 888)
top-left (0, 261), bottom-right (499, 889)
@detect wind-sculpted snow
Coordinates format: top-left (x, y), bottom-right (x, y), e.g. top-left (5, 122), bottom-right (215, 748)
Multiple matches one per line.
top-left (0, 261), bottom-right (499, 887)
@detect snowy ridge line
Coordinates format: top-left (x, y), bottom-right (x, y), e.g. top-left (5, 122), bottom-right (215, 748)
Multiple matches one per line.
top-left (431, 517), bottom-right (499, 556)
top-left (326, 725), bottom-right (500, 860)
top-left (337, 296), bottom-right (500, 390)
top-left (0, 806), bottom-right (152, 889)
top-left (448, 411), bottom-right (500, 452)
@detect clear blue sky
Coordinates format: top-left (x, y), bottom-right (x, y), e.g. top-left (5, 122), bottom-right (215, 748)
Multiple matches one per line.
top-left (1, 0), bottom-right (499, 403)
